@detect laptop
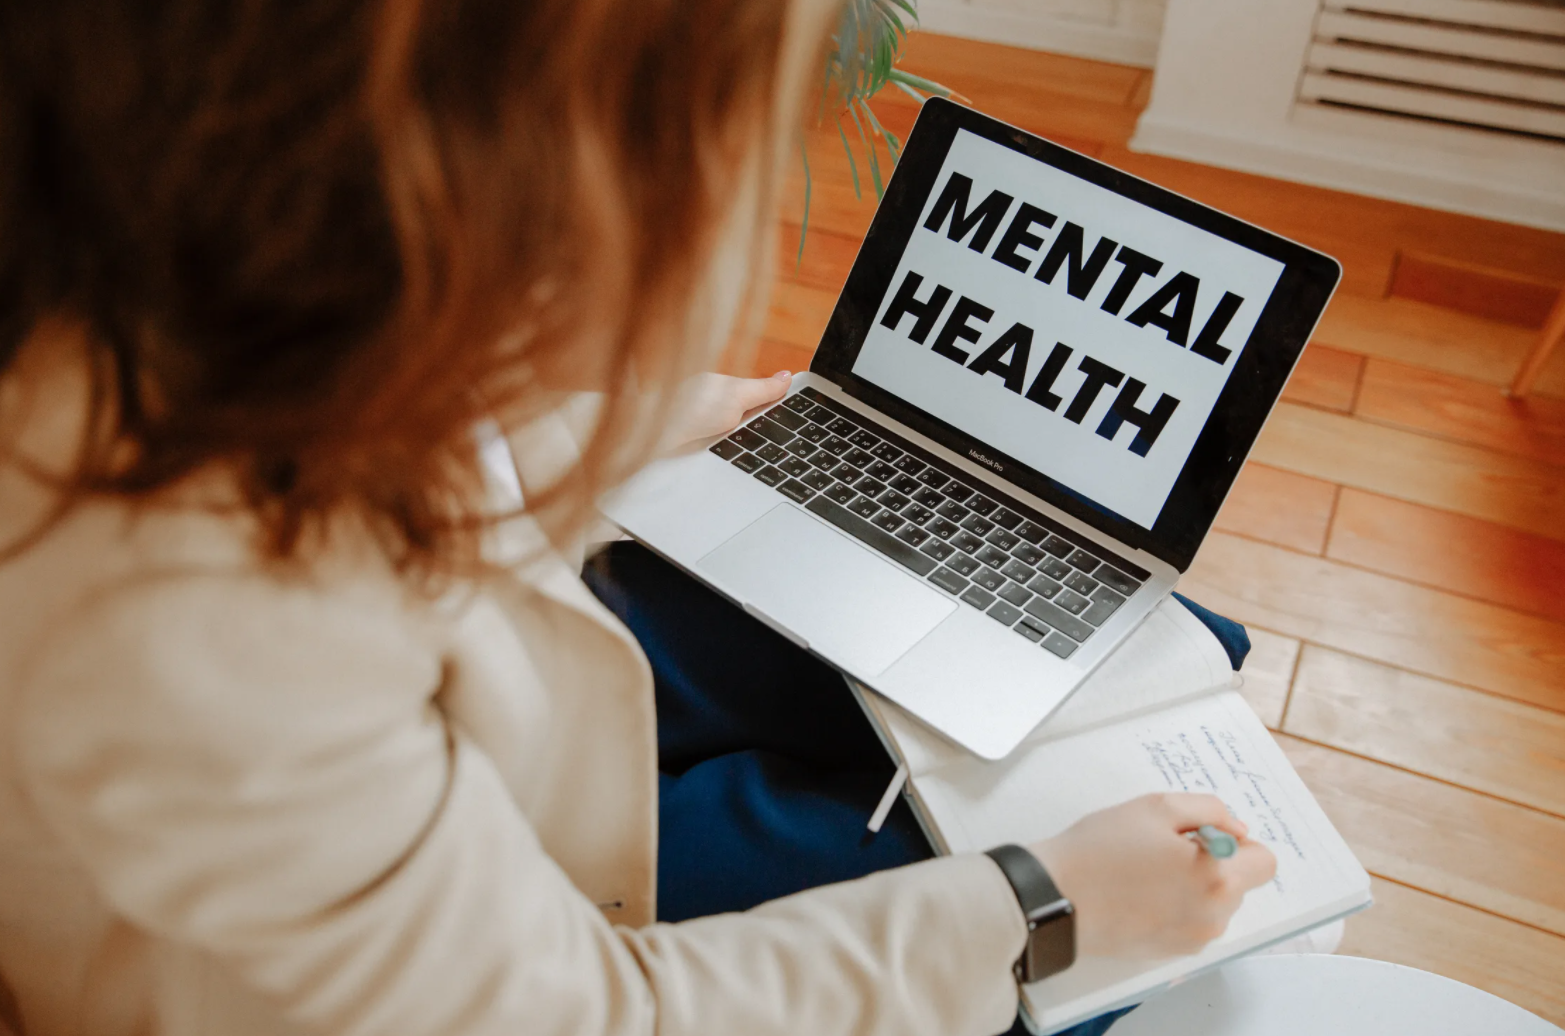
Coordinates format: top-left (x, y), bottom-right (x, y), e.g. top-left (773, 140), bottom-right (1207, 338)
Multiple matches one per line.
top-left (602, 98), bottom-right (1339, 760)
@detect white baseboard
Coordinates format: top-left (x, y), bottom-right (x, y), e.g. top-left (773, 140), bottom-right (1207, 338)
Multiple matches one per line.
top-left (1130, 115), bottom-right (1565, 233)
top-left (915, 1), bottom-right (1161, 67)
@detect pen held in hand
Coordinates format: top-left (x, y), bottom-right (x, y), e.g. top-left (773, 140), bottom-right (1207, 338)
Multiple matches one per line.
top-left (1189, 824), bottom-right (1238, 859)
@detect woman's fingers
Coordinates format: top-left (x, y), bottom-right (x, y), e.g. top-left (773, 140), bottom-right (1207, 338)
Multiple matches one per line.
top-left (1225, 840), bottom-right (1279, 892)
top-left (736, 370), bottom-right (791, 415)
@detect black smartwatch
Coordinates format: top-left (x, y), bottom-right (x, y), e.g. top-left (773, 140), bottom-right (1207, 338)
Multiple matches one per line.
top-left (985, 844), bottom-right (1076, 984)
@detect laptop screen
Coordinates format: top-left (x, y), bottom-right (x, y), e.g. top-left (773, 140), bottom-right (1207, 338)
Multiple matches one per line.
top-left (811, 99), bottom-right (1338, 571)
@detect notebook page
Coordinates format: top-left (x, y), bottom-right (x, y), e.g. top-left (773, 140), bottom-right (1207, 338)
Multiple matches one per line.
top-left (850, 596), bottom-right (1233, 779)
top-left (912, 691), bottom-right (1369, 1031)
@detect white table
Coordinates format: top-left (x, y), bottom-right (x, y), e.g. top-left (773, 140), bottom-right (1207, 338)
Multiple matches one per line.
top-left (1108, 954), bottom-right (1561, 1036)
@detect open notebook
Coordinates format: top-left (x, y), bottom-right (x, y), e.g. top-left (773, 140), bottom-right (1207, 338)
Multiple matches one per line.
top-left (850, 598), bottom-right (1372, 1035)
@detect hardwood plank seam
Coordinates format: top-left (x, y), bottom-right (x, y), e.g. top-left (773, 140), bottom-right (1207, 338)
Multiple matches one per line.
top-left (1320, 484), bottom-right (1343, 559)
top-left (1200, 527), bottom-right (1565, 661)
top-left (1362, 872), bottom-right (1565, 943)
top-left (1273, 626), bottom-right (1307, 732)
top-left (1347, 348), bottom-right (1368, 413)
top-left (1277, 731), bottom-right (1565, 822)
top-left (1349, 410), bottom-right (1565, 471)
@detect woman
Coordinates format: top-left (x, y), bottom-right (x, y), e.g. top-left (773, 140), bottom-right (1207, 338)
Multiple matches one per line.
top-left (0, 1), bottom-right (1275, 1034)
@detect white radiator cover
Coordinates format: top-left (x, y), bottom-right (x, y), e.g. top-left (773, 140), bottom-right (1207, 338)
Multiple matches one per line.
top-left (915, 0), bottom-right (1169, 67)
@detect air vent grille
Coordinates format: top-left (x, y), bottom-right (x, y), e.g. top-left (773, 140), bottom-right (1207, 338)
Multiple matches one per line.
top-left (1301, 0), bottom-right (1565, 143)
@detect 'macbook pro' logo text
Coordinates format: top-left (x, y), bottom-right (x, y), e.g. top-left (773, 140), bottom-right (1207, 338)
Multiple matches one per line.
top-left (968, 450), bottom-right (1003, 473)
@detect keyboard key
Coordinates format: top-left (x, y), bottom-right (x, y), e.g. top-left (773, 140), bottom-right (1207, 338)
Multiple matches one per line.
top-left (784, 438), bottom-right (816, 457)
top-left (819, 436), bottom-right (851, 456)
top-left (1082, 586), bottom-right (1126, 626)
top-left (755, 442), bottom-right (788, 465)
top-left (796, 422), bottom-right (829, 444)
top-left (998, 581), bottom-right (1032, 607)
top-left (731, 451), bottom-right (762, 473)
top-left (730, 428), bottom-right (767, 452)
top-left (1015, 521), bottom-right (1048, 545)
top-left (849, 430), bottom-right (879, 449)
top-left (1067, 549), bottom-right (1101, 572)
top-left (843, 448), bottom-right (875, 469)
top-left (1039, 558), bottom-right (1072, 581)
top-left (987, 600), bottom-right (1024, 626)
top-left (990, 508), bottom-right (1023, 530)
top-left (974, 545), bottom-right (1010, 569)
top-left (1055, 589), bottom-right (1090, 615)
top-left (912, 487), bottom-right (943, 508)
top-left (805, 405), bottom-right (835, 424)
top-left (947, 552), bottom-right (981, 577)
top-left (951, 532), bottom-right (985, 555)
top-left (777, 478), bottom-right (815, 503)
top-left (1042, 535), bottom-right (1074, 558)
top-left (807, 449), bottom-right (839, 470)
top-left (866, 461), bottom-right (898, 482)
top-left (1012, 542), bottom-right (1046, 566)
top-left (826, 417), bottom-right (857, 436)
top-left (751, 416), bottom-right (796, 446)
top-left (967, 496), bottom-right (998, 517)
top-left (710, 439), bottom-right (743, 460)
top-left (767, 406), bottom-right (809, 431)
top-left (799, 468), bottom-right (833, 491)
top-left (822, 482), bottom-right (856, 504)
top-left (895, 525), bottom-right (931, 548)
top-left (927, 517), bottom-right (960, 540)
top-left (985, 528), bottom-right (1020, 552)
top-left (929, 567), bottom-right (969, 595)
top-left (847, 495), bottom-right (880, 519)
top-left (959, 513), bottom-right (996, 537)
top-left (1025, 573), bottom-right (1063, 598)
top-left (870, 509), bottom-right (904, 533)
top-left (892, 455), bottom-right (926, 475)
top-left (854, 476), bottom-right (888, 497)
top-left (971, 567), bottom-right (1006, 592)
top-left (915, 468), bottom-right (950, 490)
top-left (804, 496), bottom-right (939, 577)
top-left (999, 559), bottom-right (1033, 584)
top-left (921, 539), bottom-right (956, 562)
top-left (961, 585), bottom-right (996, 610)
top-left (1019, 614), bottom-right (1052, 640)
top-left (878, 490), bottom-right (911, 513)
top-left (1064, 570), bottom-right (1100, 596)
top-left (1095, 566), bottom-right (1141, 596)
top-left (889, 474), bottom-right (920, 495)
top-left (1042, 632), bottom-right (1078, 659)
top-left (778, 456), bottom-right (810, 478)
top-left (935, 500), bottom-right (970, 522)
top-left (829, 462), bottom-right (860, 482)
top-left (780, 393), bottom-right (814, 414)
top-left (1013, 619), bottom-right (1046, 643)
top-left (942, 482), bottom-right (975, 503)
top-left (754, 465), bottom-right (785, 487)
top-left (1023, 598), bottom-right (1095, 642)
top-left (902, 503), bottom-right (934, 526)
top-left (870, 441), bottom-right (903, 462)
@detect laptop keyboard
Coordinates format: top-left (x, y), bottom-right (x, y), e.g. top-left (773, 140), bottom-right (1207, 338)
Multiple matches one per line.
top-left (709, 386), bottom-right (1149, 660)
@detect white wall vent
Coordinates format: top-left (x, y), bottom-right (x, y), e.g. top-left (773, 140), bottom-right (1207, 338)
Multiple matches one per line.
top-left (1300, 1), bottom-right (1565, 144)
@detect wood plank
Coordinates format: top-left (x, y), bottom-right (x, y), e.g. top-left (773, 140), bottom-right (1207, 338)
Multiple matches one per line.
top-left (1183, 532), bottom-right (1565, 712)
top-left (1283, 646), bottom-right (1565, 816)
top-left (776, 224), bottom-right (860, 295)
top-left (1280, 734), bottom-right (1565, 936)
top-left (748, 339), bottom-right (815, 380)
top-left (1327, 489), bottom-right (1565, 625)
top-left (1237, 627), bottom-right (1298, 728)
top-left (1250, 402), bottom-right (1565, 544)
top-left (1388, 250), bottom-right (1560, 329)
top-left (1281, 343), bottom-right (1363, 413)
top-left (1338, 877), bottom-right (1565, 1026)
top-left (1212, 462), bottom-right (1337, 555)
top-left (1355, 357), bottom-right (1565, 467)
top-left (761, 280), bottom-right (837, 353)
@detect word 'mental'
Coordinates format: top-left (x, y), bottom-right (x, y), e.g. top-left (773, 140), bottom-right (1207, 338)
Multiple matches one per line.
top-left (881, 270), bottom-right (1179, 457)
top-left (924, 172), bottom-right (1246, 365)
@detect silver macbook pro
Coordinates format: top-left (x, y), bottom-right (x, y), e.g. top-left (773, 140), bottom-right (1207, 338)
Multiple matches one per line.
top-left (603, 98), bottom-right (1339, 760)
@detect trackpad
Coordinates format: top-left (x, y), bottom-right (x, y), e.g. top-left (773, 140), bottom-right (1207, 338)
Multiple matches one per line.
top-left (698, 504), bottom-right (956, 676)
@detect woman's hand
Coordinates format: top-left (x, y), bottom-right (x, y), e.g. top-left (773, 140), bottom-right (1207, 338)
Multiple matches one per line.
top-left (1028, 793), bottom-right (1277, 959)
top-left (662, 371), bottom-right (793, 452)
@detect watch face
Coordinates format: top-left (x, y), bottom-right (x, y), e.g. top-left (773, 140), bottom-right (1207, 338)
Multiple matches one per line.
top-left (1021, 903), bottom-right (1076, 984)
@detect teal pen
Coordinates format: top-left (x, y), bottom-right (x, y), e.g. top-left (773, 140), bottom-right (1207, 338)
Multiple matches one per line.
top-left (1190, 825), bottom-right (1238, 859)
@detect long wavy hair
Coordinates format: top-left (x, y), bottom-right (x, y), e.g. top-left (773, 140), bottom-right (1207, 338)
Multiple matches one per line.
top-left (0, 0), bottom-right (836, 576)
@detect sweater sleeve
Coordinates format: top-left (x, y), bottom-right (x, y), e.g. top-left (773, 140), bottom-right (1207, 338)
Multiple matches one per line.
top-left (17, 575), bottom-right (1026, 1036)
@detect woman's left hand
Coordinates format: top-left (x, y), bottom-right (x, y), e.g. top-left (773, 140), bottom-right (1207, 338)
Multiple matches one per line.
top-left (662, 371), bottom-right (793, 452)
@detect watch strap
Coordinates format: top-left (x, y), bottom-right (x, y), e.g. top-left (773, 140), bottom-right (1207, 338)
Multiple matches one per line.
top-left (984, 844), bottom-right (1076, 983)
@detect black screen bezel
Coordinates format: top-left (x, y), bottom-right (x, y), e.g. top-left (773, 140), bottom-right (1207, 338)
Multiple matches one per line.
top-left (808, 97), bottom-right (1341, 572)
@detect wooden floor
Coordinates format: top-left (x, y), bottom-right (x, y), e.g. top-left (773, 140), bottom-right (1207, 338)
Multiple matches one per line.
top-left (754, 34), bottom-right (1565, 1024)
